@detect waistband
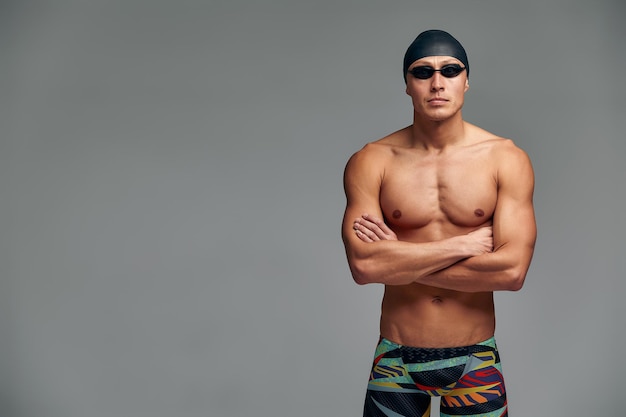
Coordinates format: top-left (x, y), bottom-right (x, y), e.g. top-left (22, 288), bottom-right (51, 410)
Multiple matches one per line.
top-left (378, 336), bottom-right (498, 363)
top-left (380, 336), bottom-right (497, 350)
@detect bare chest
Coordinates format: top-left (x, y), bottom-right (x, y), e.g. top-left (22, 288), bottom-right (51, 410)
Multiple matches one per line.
top-left (380, 152), bottom-right (497, 232)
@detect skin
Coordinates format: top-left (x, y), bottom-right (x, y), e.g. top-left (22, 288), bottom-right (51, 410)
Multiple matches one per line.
top-left (341, 56), bottom-right (536, 348)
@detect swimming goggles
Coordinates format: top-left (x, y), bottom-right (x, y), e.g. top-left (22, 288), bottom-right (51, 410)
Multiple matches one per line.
top-left (408, 64), bottom-right (466, 80)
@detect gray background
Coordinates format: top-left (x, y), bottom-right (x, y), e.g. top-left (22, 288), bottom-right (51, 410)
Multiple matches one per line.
top-left (2, 1), bottom-right (624, 416)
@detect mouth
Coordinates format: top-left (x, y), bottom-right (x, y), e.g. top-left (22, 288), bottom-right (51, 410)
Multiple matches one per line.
top-left (428, 97), bottom-right (448, 103)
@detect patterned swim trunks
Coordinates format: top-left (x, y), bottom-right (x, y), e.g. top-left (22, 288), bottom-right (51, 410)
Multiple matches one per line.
top-left (364, 337), bottom-right (507, 417)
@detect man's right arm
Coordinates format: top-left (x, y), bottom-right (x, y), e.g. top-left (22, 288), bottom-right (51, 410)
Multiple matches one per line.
top-left (341, 145), bottom-right (492, 286)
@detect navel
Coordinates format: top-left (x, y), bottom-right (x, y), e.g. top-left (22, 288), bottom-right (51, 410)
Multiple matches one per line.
top-left (392, 209), bottom-right (402, 219)
top-left (431, 296), bottom-right (443, 304)
top-left (474, 208), bottom-right (485, 217)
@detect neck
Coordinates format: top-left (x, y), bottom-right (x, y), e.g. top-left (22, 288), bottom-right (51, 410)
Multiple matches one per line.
top-left (409, 112), bottom-right (466, 150)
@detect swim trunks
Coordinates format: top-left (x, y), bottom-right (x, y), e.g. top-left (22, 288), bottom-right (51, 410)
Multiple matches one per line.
top-left (364, 337), bottom-right (508, 417)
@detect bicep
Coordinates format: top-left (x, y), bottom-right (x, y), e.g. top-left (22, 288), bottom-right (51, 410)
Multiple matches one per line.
top-left (492, 148), bottom-right (537, 254)
top-left (341, 150), bottom-right (385, 250)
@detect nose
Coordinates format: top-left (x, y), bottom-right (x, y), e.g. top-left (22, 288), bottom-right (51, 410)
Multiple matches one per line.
top-left (430, 71), bottom-right (444, 91)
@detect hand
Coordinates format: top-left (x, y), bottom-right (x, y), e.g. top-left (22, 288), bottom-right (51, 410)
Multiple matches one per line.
top-left (465, 226), bottom-right (494, 256)
top-left (353, 214), bottom-right (398, 243)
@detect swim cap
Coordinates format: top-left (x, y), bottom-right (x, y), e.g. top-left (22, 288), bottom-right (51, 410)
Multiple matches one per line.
top-left (403, 30), bottom-right (469, 82)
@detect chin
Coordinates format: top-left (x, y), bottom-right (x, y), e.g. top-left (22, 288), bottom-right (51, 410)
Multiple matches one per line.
top-left (427, 105), bottom-right (463, 121)
top-left (424, 111), bottom-right (455, 122)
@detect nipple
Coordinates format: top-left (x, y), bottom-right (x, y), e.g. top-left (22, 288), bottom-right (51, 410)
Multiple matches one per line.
top-left (392, 210), bottom-right (402, 219)
top-left (474, 208), bottom-right (485, 217)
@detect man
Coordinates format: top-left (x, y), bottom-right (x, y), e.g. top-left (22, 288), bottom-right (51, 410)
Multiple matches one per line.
top-left (341, 30), bottom-right (536, 417)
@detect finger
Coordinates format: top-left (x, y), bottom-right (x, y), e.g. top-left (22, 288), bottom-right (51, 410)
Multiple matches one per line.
top-left (374, 218), bottom-right (395, 236)
top-left (354, 228), bottom-right (374, 243)
top-left (363, 222), bottom-right (384, 241)
top-left (363, 214), bottom-right (396, 239)
top-left (358, 223), bottom-right (381, 241)
top-left (358, 215), bottom-right (380, 229)
top-left (355, 218), bottom-right (383, 237)
top-left (363, 214), bottom-right (390, 232)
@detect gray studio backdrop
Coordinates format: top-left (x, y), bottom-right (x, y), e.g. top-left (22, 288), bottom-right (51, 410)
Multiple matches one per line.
top-left (2, 1), bottom-right (624, 416)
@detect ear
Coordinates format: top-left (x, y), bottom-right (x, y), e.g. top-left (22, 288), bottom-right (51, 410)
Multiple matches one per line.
top-left (464, 79), bottom-right (469, 92)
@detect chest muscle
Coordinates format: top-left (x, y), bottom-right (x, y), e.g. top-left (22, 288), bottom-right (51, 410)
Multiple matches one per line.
top-left (379, 154), bottom-right (497, 231)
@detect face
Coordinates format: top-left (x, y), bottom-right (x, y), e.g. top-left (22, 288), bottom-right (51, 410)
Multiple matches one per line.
top-left (405, 56), bottom-right (469, 122)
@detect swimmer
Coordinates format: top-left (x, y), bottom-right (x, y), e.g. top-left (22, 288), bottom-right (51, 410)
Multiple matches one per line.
top-left (341, 29), bottom-right (536, 417)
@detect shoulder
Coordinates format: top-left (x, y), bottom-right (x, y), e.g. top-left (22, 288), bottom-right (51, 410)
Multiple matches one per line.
top-left (467, 124), bottom-right (532, 165)
top-left (346, 142), bottom-right (389, 168)
top-left (490, 137), bottom-right (533, 170)
top-left (483, 138), bottom-right (534, 191)
top-left (345, 127), bottom-right (409, 172)
top-left (343, 143), bottom-right (388, 191)
top-left (465, 123), bottom-right (534, 182)
top-left (343, 128), bottom-right (411, 194)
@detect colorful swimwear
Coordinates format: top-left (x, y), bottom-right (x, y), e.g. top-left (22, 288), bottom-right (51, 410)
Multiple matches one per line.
top-left (364, 337), bottom-right (507, 417)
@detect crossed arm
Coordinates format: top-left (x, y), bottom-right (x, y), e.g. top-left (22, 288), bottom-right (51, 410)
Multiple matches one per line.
top-left (341, 144), bottom-right (536, 293)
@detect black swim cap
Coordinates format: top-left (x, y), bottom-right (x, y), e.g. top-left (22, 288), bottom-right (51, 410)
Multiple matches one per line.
top-left (403, 29), bottom-right (469, 82)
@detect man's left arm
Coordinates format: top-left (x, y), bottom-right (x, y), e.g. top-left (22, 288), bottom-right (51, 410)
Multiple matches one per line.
top-left (418, 144), bottom-right (537, 292)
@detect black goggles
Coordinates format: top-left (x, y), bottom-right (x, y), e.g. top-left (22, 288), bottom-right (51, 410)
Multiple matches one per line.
top-left (408, 64), bottom-right (466, 80)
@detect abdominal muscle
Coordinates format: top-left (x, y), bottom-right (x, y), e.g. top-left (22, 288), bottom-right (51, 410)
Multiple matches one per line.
top-left (379, 282), bottom-right (496, 348)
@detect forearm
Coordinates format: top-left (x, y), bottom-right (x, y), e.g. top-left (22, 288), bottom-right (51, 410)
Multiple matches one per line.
top-left (417, 244), bottom-right (534, 292)
top-left (346, 236), bottom-right (476, 286)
